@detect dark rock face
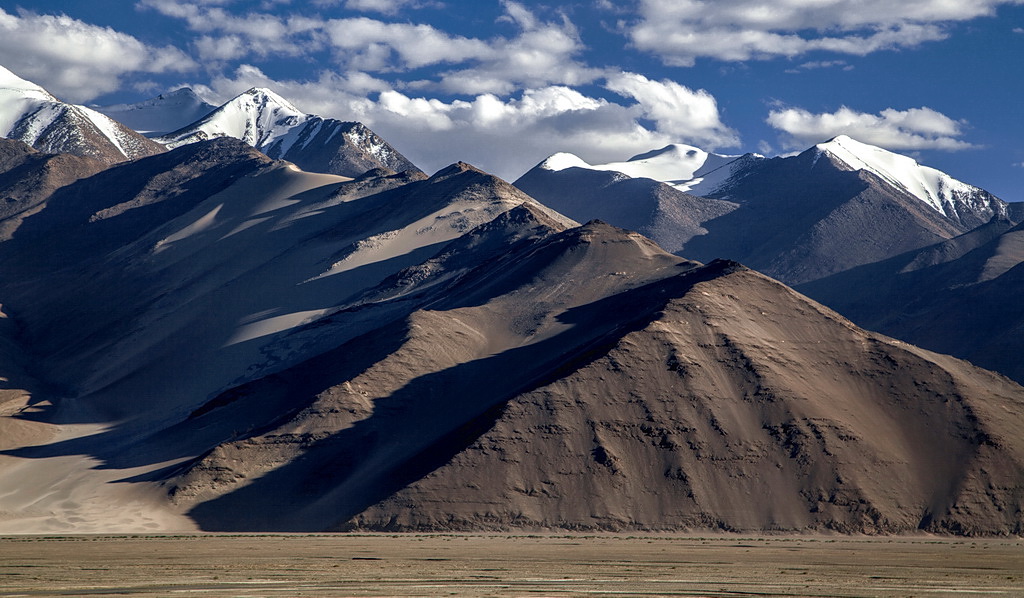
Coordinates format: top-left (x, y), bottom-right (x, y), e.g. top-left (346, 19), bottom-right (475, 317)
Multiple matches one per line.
top-left (681, 150), bottom-right (971, 285)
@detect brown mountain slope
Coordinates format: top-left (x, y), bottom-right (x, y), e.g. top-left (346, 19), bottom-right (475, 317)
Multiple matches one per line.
top-left (349, 263), bottom-right (1024, 535)
top-left (166, 216), bottom-right (1024, 534)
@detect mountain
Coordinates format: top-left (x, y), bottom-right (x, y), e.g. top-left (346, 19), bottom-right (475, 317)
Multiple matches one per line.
top-left (0, 138), bottom-right (108, 236)
top-left (0, 139), bottom-right (1021, 534)
top-left (96, 88), bottom-right (217, 136)
top-left (515, 160), bottom-right (738, 253)
top-left (807, 136), bottom-right (1005, 229)
top-left (154, 87), bottom-right (421, 177)
top-left (535, 144), bottom-right (763, 195)
top-left (521, 136), bottom-right (1012, 285)
top-left (799, 214), bottom-right (1024, 385)
top-left (0, 65), bottom-right (164, 164)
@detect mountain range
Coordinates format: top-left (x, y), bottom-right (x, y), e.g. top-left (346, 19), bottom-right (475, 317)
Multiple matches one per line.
top-left (799, 215), bottom-right (1024, 385)
top-left (518, 135), bottom-right (1018, 285)
top-left (144, 87), bottom-right (421, 178)
top-left (0, 66), bottom-right (1022, 535)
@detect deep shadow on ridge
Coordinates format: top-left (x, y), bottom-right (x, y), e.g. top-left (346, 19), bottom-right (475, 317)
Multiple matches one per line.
top-left (184, 260), bottom-right (743, 531)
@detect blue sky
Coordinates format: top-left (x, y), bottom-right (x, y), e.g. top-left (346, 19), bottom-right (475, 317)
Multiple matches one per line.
top-left (2, 0), bottom-right (1023, 201)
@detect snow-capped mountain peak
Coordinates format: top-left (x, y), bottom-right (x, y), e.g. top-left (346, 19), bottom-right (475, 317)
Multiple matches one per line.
top-left (815, 135), bottom-right (990, 221)
top-left (96, 87), bottom-right (217, 136)
top-left (157, 87), bottom-right (308, 150)
top-left (0, 64), bottom-right (163, 163)
top-left (535, 143), bottom-right (760, 195)
top-left (0, 65), bottom-right (54, 100)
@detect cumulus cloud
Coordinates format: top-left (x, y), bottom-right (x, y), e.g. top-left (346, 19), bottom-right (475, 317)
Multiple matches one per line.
top-left (767, 105), bottom-right (978, 151)
top-left (140, 0), bottom-right (598, 95)
top-left (197, 66), bottom-right (738, 180)
top-left (0, 8), bottom-right (195, 102)
top-left (605, 72), bottom-right (739, 147)
top-left (629, 0), bottom-right (1024, 65)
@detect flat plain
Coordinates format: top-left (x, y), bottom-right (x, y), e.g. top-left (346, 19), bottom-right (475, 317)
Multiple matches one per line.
top-left (0, 534), bottom-right (1020, 597)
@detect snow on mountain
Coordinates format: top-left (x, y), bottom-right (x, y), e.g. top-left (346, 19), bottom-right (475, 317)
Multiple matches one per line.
top-left (155, 88), bottom-right (421, 177)
top-left (0, 65), bottom-right (163, 164)
top-left (96, 88), bottom-right (217, 136)
top-left (156, 88), bottom-right (305, 150)
top-left (538, 144), bottom-right (763, 196)
top-left (816, 135), bottom-right (999, 226)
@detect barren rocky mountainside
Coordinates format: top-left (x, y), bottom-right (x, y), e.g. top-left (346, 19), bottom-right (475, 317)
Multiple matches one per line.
top-left (0, 137), bottom-right (1020, 534)
top-left (799, 216), bottom-right (1024, 385)
top-left (515, 162), bottom-right (738, 255)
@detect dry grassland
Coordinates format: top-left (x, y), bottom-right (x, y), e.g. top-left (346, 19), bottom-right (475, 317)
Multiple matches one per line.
top-left (0, 534), bottom-right (1021, 597)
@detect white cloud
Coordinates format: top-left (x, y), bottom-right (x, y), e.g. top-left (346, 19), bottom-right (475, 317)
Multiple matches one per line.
top-left (141, 0), bottom-right (598, 95)
top-left (767, 105), bottom-right (978, 151)
top-left (0, 8), bottom-right (195, 102)
top-left (785, 60), bottom-right (854, 74)
top-left (630, 0), bottom-right (1024, 65)
top-left (605, 72), bottom-right (739, 147)
top-left (322, 17), bottom-right (491, 70)
top-left (433, 2), bottom-right (602, 95)
top-left (197, 66), bottom-right (738, 181)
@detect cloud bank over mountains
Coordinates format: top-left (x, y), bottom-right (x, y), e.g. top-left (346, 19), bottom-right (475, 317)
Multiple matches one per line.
top-left (1, 0), bottom-right (1019, 180)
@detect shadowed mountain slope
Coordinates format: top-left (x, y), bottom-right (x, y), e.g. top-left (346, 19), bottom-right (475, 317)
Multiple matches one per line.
top-left (799, 216), bottom-right (1024, 385)
top-left (518, 137), bottom-right (1011, 286)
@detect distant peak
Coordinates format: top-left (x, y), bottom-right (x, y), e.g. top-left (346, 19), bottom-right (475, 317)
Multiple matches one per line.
top-left (230, 87), bottom-right (303, 113)
top-left (540, 152), bottom-right (590, 171)
top-left (431, 162), bottom-right (488, 179)
top-left (160, 88), bottom-right (204, 101)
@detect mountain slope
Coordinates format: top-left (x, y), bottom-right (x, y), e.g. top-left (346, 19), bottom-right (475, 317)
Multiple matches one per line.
top-left (518, 137), bottom-right (1011, 285)
top-left (535, 144), bottom-right (762, 195)
top-left (799, 215), bottom-right (1024, 385)
top-left (0, 138), bottom-right (108, 236)
top-left (166, 233), bottom-right (1024, 534)
top-left (96, 88), bottom-right (217, 136)
top-left (814, 136), bottom-right (1003, 229)
top-left (0, 139), bottom-right (1021, 535)
top-left (155, 88), bottom-right (421, 177)
top-left (0, 65), bottom-right (164, 164)
top-left (515, 163), bottom-right (738, 253)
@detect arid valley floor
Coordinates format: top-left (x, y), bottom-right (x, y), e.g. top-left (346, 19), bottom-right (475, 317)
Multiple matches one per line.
top-left (0, 534), bottom-right (1020, 597)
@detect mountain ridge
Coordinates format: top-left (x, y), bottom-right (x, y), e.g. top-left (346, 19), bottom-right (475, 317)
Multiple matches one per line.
top-left (0, 65), bottom-right (164, 164)
top-left (155, 87), bottom-right (422, 178)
